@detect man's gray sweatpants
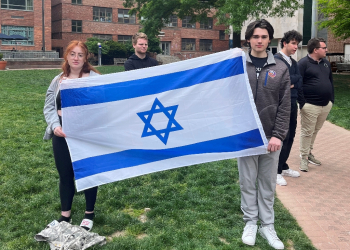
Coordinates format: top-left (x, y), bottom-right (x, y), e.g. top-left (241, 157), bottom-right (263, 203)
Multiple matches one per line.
top-left (237, 148), bottom-right (281, 226)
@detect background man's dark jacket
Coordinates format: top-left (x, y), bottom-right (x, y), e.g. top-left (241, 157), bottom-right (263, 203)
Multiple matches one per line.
top-left (297, 56), bottom-right (334, 107)
top-left (274, 53), bottom-right (303, 104)
top-left (124, 54), bottom-right (158, 71)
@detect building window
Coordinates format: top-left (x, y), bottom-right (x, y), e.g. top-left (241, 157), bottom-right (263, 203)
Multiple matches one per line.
top-left (1, 25), bottom-right (34, 45)
top-left (219, 30), bottom-right (226, 40)
top-left (93, 34), bottom-right (112, 41)
top-left (118, 35), bottom-right (132, 44)
top-left (200, 18), bottom-right (213, 29)
top-left (165, 15), bottom-right (177, 27)
top-left (269, 39), bottom-right (279, 54)
top-left (1, 0), bottom-right (33, 11)
top-left (182, 16), bottom-right (196, 28)
top-left (93, 7), bottom-right (112, 22)
top-left (182, 38), bottom-right (196, 51)
top-left (200, 39), bottom-right (212, 51)
top-left (72, 0), bottom-right (81, 5)
top-left (72, 20), bottom-right (82, 33)
top-left (118, 9), bottom-right (135, 24)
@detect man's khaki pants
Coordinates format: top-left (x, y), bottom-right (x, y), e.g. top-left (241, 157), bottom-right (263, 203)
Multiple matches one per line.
top-left (300, 101), bottom-right (333, 157)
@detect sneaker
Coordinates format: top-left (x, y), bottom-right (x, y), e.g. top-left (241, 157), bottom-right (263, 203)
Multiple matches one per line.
top-left (80, 219), bottom-right (93, 231)
top-left (258, 225), bottom-right (284, 249)
top-left (282, 169), bottom-right (300, 178)
top-left (299, 158), bottom-right (309, 172)
top-left (242, 224), bottom-right (258, 246)
top-left (276, 174), bottom-right (287, 186)
top-left (308, 153), bottom-right (321, 165)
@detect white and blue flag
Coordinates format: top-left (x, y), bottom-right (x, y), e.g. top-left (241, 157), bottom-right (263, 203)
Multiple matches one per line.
top-left (60, 49), bottom-right (268, 191)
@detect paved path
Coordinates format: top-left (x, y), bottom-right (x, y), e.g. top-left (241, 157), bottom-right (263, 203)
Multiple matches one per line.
top-left (276, 118), bottom-right (350, 250)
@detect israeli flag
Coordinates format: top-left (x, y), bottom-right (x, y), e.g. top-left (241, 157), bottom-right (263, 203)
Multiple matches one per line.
top-left (61, 49), bottom-right (268, 191)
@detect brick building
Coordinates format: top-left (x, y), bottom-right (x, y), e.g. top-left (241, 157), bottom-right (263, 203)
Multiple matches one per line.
top-left (0, 0), bottom-right (51, 51)
top-left (327, 32), bottom-right (350, 60)
top-left (51, 0), bottom-right (229, 58)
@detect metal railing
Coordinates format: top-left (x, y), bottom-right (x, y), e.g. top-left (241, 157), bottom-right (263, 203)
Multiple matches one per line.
top-left (0, 51), bottom-right (59, 59)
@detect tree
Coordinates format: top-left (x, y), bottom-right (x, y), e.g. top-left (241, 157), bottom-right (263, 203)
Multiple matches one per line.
top-left (318, 0), bottom-right (350, 40)
top-left (147, 35), bottom-right (162, 54)
top-left (85, 37), bottom-right (109, 55)
top-left (85, 38), bottom-right (129, 65)
top-left (123, 0), bottom-right (303, 47)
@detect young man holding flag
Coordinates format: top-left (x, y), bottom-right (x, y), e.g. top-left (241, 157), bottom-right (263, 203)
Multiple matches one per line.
top-left (238, 19), bottom-right (290, 249)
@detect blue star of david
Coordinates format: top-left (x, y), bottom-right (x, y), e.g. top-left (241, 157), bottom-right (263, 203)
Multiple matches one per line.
top-left (137, 98), bottom-right (183, 145)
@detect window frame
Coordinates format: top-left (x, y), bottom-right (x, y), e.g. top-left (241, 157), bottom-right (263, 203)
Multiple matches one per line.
top-left (181, 38), bottom-right (196, 51)
top-left (200, 17), bottom-right (213, 29)
top-left (118, 35), bottom-right (132, 44)
top-left (93, 34), bottom-right (113, 41)
top-left (72, 20), bottom-right (82, 33)
top-left (1, 25), bottom-right (34, 45)
top-left (165, 15), bottom-right (178, 27)
top-left (219, 30), bottom-right (226, 40)
top-left (93, 7), bottom-right (112, 23)
top-left (182, 16), bottom-right (196, 29)
top-left (200, 39), bottom-right (213, 51)
top-left (71, 0), bottom-right (82, 5)
top-left (118, 9), bottom-right (136, 24)
top-left (1, 0), bottom-right (33, 11)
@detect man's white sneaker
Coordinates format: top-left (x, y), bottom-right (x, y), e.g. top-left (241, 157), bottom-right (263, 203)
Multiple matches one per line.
top-left (242, 224), bottom-right (258, 246)
top-left (259, 225), bottom-right (284, 249)
top-left (281, 169), bottom-right (300, 178)
top-left (276, 174), bottom-right (287, 186)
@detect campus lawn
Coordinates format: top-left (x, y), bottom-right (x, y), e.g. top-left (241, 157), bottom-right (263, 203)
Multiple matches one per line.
top-left (327, 74), bottom-right (350, 130)
top-left (3, 68), bottom-right (347, 250)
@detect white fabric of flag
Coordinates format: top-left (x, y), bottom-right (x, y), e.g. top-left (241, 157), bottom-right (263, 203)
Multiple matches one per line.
top-left (60, 49), bottom-right (268, 191)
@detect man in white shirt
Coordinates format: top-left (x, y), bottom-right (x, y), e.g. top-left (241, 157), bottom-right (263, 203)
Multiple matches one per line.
top-left (274, 30), bottom-right (303, 186)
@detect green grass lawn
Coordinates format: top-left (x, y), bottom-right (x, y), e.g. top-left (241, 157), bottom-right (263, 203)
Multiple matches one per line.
top-left (327, 74), bottom-right (350, 130)
top-left (3, 68), bottom-right (346, 250)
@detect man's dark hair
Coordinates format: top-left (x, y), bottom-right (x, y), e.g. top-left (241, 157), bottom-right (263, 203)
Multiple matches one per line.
top-left (245, 19), bottom-right (274, 41)
top-left (307, 38), bottom-right (326, 54)
top-left (280, 30), bottom-right (303, 48)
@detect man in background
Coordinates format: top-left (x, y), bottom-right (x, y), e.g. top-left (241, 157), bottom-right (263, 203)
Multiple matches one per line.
top-left (274, 30), bottom-right (303, 186)
top-left (124, 32), bottom-right (158, 71)
top-left (298, 38), bottom-right (334, 172)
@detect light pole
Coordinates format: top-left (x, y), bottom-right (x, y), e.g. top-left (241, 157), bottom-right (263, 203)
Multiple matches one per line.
top-left (229, 25), bottom-right (233, 49)
top-left (97, 42), bottom-right (102, 66)
top-left (42, 0), bottom-right (45, 51)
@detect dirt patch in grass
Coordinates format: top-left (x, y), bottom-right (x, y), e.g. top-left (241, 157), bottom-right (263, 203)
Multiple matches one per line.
top-left (107, 230), bottom-right (127, 241)
top-left (137, 233), bottom-right (148, 239)
top-left (219, 237), bottom-right (230, 245)
top-left (286, 239), bottom-right (295, 250)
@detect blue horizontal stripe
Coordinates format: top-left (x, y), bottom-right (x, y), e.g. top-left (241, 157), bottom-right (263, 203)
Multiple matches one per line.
top-left (73, 128), bottom-right (264, 180)
top-left (62, 56), bottom-right (243, 108)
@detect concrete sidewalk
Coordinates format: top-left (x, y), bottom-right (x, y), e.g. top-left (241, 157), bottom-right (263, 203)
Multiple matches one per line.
top-left (276, 118), bottom-right (350, 250)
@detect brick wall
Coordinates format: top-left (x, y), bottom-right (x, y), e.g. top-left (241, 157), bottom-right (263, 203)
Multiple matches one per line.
top-left (52, 4), bottom-right (62, 22)
top-left (0, 0), bottom-right (51, 51)
top-left (1, 0), bottom-right (229, 58)
top-left (51, 0), bottom-right (229, 58)
top-left (327, 31), bottom-right (350, 53)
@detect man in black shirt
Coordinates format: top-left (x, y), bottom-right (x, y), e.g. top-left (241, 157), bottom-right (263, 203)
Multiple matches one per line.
top-left (298, 38), bottom-right (334, 172)
top-left (124, 32), bottom-right (158, 71)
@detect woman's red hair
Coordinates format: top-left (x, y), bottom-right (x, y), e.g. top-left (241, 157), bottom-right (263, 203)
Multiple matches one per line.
top-left (61, 40), bottom-right (100, 78)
